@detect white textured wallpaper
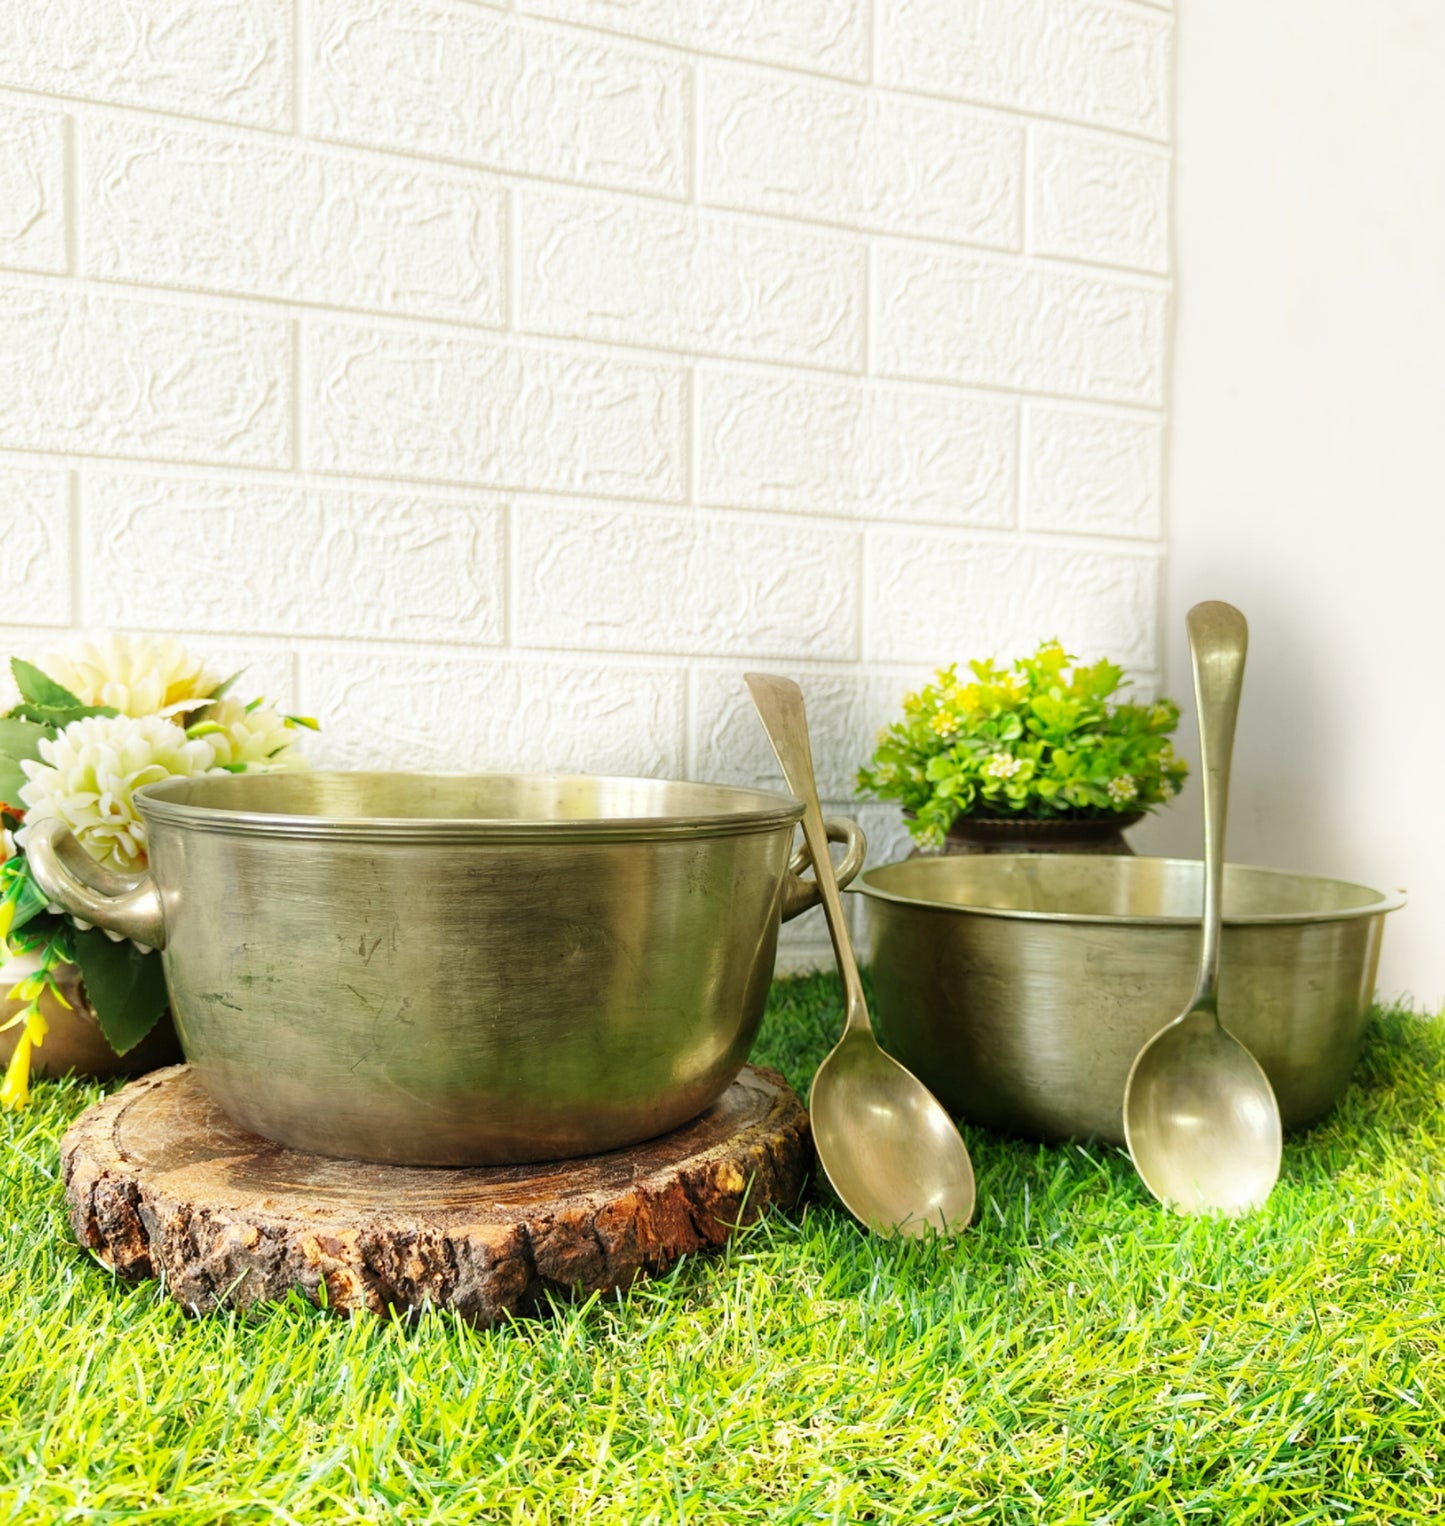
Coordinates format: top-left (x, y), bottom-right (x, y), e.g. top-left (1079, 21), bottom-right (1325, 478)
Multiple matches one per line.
top-left (0, 0), bottom-right (1172, 964)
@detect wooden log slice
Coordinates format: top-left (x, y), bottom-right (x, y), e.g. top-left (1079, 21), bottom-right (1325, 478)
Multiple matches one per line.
top-left (61, 1064), bottom-right (810, 1325)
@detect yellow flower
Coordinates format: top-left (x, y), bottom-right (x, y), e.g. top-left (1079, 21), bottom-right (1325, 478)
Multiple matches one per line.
top-left (0, 1000), bottom-right (47, 1111)
top-left (0, 956), bottom-right (54, 1111)
top-left (38, 633), bottom-right (219, 719)
top-left (4, 973), bottom-right (44, 1003)
top-left (0, 1029), bottom-right (33, 1108)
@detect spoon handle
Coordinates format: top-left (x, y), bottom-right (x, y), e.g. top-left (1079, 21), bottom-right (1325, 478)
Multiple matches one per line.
top-left (1186, 601), bottom-right (1248, 1006)
top-left (745, 674), bottom-right (871, 1035)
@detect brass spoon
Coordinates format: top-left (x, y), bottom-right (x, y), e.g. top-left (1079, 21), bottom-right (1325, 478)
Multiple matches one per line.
top-left (1123, 601), bottom-right (1282, 1215)
top-left (746, 673), bottom-right (975, 1237)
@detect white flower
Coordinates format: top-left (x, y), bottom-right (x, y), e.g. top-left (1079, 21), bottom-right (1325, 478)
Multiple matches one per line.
top-left (37, 633), bottom-right (219, 719)
top-left (194, 698), bottom-right (310, 773)
top-left (1107, 775), bottom-right (1139, 805)
top-left (16, 714), bottom-right (219, 873)
top-left (982, 752), bottom-right (1022, 780)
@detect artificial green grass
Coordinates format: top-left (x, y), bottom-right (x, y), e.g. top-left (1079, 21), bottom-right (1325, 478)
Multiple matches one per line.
top-left (3, 978), bottom-right (1445, 1524)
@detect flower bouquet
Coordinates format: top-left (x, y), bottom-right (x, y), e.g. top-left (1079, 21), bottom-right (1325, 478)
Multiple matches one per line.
top-left (859, 640), bottom-right (1188, 851)
top-left (0, 634), bottom-right (315, 1107)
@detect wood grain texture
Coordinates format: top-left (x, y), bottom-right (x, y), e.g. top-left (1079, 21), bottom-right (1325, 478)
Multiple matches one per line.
top-left (61, 1064), bottom-right (810, 1324)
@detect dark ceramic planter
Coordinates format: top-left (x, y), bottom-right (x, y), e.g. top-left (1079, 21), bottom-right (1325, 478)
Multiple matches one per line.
top-left (935, 812), bottom-right (1145, 857)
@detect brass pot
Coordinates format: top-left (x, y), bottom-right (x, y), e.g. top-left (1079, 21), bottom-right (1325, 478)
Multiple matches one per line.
top-left (859, 854), bottom-right (1404, 1142)
top-left (0, 950), bottom-right (182, 1081)
top-left (28, 772), bottom-right (864, 1165)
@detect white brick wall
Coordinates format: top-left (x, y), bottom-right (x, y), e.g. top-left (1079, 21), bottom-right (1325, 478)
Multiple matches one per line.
top-left (86, 119), bottom-right (509, 324)
top-left (517, 189), bottom-right (866, 368)
top-left (0, 0), bottom-right (1172, 968)
top-left (312, 0), bottom-right (691, 198)
top-left (699, 64), bottom-right (1022, 247)
top-left (877, 0), bottom-right (1171, 139)
top-left (0, 102), bottom-right (68, 274)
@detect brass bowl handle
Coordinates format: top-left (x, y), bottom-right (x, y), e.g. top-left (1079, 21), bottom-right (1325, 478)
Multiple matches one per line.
top-left (24, 818), bottom-right (167, 950)
top-left (780, 817), bottom-right (867, 922)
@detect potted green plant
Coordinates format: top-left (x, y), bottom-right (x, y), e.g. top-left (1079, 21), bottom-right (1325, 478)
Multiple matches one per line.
top-left (858, 640), bottom-right (1187, 855)
top-left (0, 633), bottom-right (316, 1107)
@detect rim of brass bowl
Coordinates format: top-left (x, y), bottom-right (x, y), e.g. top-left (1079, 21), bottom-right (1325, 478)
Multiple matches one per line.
top-left (136, 771), bottom-right (806, 843)
top-left (856, 854), bottom-right (1406, 926)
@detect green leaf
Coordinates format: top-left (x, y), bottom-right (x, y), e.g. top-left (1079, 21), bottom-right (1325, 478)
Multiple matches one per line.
top-left (10, 659), bottom-right (85, 712)
top-left (6, 700), bottom-right (118, 728)
top-left (0, 857), bottom-right (53, 938)
top-left (68, 928), bottom-right (169, 1055)
top-left (0, 717), bottom-right (54, 758)
top-left (0, 756), bottom-right (24, 803)
top-left (860, 638), bottom-right (1186, 822)
top-left (0, 716), bottom-right (54, 803)
top-left (207, 668), bottom-right (247, 702)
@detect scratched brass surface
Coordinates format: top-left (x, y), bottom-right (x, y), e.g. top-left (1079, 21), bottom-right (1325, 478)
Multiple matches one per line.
top-left (28, 772), bottom-right (864, 1165)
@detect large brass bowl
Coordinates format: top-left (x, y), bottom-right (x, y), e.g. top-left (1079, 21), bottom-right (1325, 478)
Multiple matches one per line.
top-left (28, 771), bottom-right (864, 1166)
top-left (859, 854), bottom-right (1404, 1142)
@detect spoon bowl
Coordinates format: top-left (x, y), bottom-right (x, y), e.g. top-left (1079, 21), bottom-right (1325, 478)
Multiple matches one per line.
top-left (810, 1029), bottom-right (976, 1236)
top-left (745, 672), bottom-right (975, 1237)
top-left (1124, 1007), bottom-right (1281, 1215)
top-left (1123, 601), bottom-right (1282, 1214)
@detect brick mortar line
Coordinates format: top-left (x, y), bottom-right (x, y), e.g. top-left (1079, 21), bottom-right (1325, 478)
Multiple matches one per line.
top-left (13, 94), bottom-right (1171, 280)
top-left (292, 0), bottom-right (307, 136)
top-left (0, 301), bottom-right (1169, 426)
top-left (2, 267), bottom-right (1171, 404)
top-left (6, 444), bottom-right (1164, 558)
top-left (0, 42), bottom-right (1170, 163)
top-left (290, 318), bottom-right (304, 475)
top-left (0, 454), bottom-right (1165, 571)
top-left (502, 501), bottom-right (517, 648)
top-left (507, 11), bottom-right (1172, 146)
top-left (62, 111), bottom-right (79, 276)
top-left (0, 615), bottom-right (1166, 694)
top-left (67, 460), bottom-right (83, 627)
